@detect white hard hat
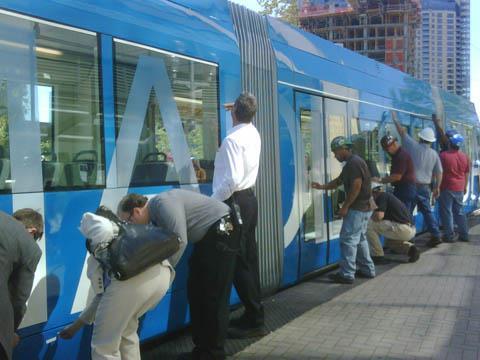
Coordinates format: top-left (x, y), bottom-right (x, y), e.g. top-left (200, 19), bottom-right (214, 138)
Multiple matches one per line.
top-left (418, 127), bottom-right (436, 142)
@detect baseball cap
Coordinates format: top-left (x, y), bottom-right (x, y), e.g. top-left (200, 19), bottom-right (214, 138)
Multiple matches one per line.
top-left (330, 136), bottom-right (352, 151)
top-left (380, 135), bottom-right (397, 148)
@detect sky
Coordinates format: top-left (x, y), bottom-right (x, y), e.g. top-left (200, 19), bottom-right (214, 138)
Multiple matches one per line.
top-left (230, 0), bottom-right (480, 116)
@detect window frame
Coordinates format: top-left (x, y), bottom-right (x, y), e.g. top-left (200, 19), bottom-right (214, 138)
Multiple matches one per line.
top-left (0, 9), bottom-right (106, 193)
top-left (111, 37), bottom-right (221, 187)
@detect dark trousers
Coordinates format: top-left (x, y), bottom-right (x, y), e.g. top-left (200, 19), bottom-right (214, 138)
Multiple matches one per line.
top-left (0, 345), bottom-right (7, 360)
top-left (187, 220), bottom-right (239, 359)
top-left (227, 189), bottom-right (264, 327)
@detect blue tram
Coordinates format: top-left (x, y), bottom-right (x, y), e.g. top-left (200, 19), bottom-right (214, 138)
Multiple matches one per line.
top-left (0, 1), bottom-right (477, 358)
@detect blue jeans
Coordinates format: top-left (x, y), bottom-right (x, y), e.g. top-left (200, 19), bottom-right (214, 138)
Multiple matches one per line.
top-left (415, 184), bottom-right (441, 238)
top-left (393, 182), bottom-right (416, 220)
top-left (439, 190), bottom-right (468, 241)
top-left (339, 209), bottom-right (375, 280)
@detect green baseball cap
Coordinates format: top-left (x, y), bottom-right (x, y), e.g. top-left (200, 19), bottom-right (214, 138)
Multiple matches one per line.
top-left (330, 136), bottom-right (352, 151)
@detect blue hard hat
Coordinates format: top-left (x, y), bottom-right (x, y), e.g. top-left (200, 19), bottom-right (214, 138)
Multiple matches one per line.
top-left (449, 133), bottom-right (464, 146)
top-left (445, 129), bottom-right (458, 138)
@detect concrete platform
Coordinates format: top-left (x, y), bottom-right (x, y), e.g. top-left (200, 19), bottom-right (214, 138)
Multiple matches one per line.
top-left (234, 228), bottom-right (480, 359)
top-left (142, 223), bottom-right (480, 360)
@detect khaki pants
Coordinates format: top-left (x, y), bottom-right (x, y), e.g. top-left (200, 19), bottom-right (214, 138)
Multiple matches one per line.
top-left (91, 263), bottom-right (172, 360)
top-left (366, 219), bottom-right (416, 257)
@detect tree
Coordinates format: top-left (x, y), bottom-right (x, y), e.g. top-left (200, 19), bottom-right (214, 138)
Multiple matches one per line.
top-left (257, 0), bottom-right (299, 26)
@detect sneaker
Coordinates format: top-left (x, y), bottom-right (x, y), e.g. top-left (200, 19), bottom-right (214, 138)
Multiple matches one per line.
top-left (426, 237), bottom-right (442, 247)
top-left (371, 256), bottom-right (388, 265)
top-left (408, 245), bottom-right (420, 263)
top-left (227, 325), bottom-right (268, 339)
top-left (459, 237), bottom-right (469, 242)
top-left (355, 270), bottom-right (375, 279)
top-left (328, 272), bottom-right (354, 284)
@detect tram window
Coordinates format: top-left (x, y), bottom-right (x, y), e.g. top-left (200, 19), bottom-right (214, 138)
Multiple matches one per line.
top-left (326, 110), bottom-right (346, 220)
top-left (300, 109), bottom-right (312, 177)
top-left (0, 13), bottom-right (103, 191)
top-left (465, 127), bottom-right (473, 159)
top-left (299, 109), bottom-right (315, 240)
top-left (451, 121), bottom-right (474, 159)
top-left (449, 121), bottom-right (460, 133)
top-left (411, 117), bottom-right (423, 139)
top-left (351, 118), bottom-right (382, 178)
top-left (476, 128), bottom-right (480, 155)
top-left (350, 116), bottom-right (359, 135)
top-left (114, 42), bottom-right (219, 186)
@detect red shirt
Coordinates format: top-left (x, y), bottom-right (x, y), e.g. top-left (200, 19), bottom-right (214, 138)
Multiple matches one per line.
top-left (440, 150), bottom-right (470, 192)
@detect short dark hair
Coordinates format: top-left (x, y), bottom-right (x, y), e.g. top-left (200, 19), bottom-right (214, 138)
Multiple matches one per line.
top-left (234, 92), bottom-right (257, 123)
top-left (117, 193), bottom-right (148, 215)
top-left (13, 208), bottom-right (43, 232)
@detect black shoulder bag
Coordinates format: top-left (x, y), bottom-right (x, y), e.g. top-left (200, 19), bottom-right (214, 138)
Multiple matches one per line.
top-left (87, 206), bottom-right (180, 281)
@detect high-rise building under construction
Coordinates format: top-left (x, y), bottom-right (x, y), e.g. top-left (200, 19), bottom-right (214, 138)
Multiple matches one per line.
top-left (299, 0), bottom-right (421, 75)
top-left (298, 0), bottom-right (470, 98)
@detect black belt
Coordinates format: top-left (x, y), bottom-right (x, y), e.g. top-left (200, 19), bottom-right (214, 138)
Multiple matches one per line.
top-left (235, 187), bottom-right (254, 195)
top-left (415, 183), bottom-right (430, 187)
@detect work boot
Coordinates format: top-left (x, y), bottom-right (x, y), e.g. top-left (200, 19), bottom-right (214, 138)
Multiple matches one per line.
top-left (408, 245), bottom-right (420, 263)
top-left (328, 272), bottom-right (354, 284)
top-left (426, 237), bottom-right (442, 247)
top-left (442, 235), bottom-right (455, 243)
top-left (355, 270), bottom-right (375, 279)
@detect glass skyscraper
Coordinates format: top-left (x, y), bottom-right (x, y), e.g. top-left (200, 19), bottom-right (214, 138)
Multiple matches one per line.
top-left (419, 0), bottom-right (470, 97)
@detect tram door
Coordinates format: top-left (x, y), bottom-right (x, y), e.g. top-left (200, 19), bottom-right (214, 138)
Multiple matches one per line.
top-left (296, 92), bottom-right (348, 275)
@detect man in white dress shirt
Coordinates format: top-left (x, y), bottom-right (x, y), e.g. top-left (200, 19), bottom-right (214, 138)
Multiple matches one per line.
top-left (212, 92), bottom-right (265, 338)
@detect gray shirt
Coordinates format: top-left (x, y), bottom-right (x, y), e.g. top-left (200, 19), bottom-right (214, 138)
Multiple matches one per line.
top-left (401, 133), bottom-right (443, 184)
top-left (148, 189), bottom-right (230, 266)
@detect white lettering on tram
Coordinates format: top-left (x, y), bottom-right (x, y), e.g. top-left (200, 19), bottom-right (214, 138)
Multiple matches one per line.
top-left (71, 55), bottom-right (199, 314)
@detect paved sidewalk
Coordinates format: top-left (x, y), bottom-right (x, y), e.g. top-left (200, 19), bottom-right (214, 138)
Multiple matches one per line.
top-left (234, 226), bottom-right (480, 360)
